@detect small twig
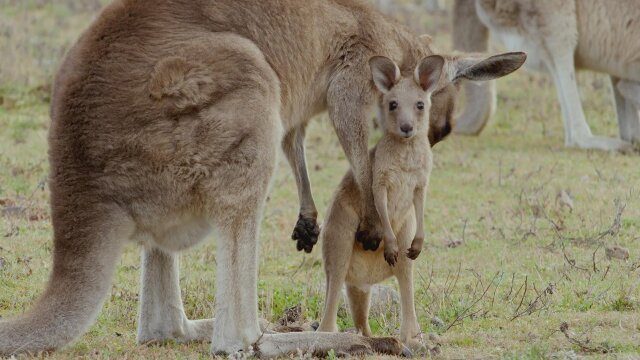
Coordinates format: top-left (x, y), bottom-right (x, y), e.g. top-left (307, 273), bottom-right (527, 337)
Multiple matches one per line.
top-left (561, 243), bottom-right (590, 273)
top-left (461, 218), bottom-right (468, 243)
top-left (417, 267), bottom-right (434, 295)
top-left (509, 277), bottom-right (527, 304)
top-left (443, 263), bottom-right (462, 302)
top-left (289, 256), bottom-right (307, 277)
top-left (512, 275), bottom-right (528, 316)
top-left (600, 265), bottom-right (610, 281)
top-left (591, 243), bottom-right (602, 273)
top-left (444, 272), bottom-right (499, 332)
top-left (559, 322), bottom-right (609, 353)
top-left (489, 271), bottom-right (504, 309)
top-left (511, 283), bottom-right (555, 321)
top-left (504, 273), bottom-right (516, 301)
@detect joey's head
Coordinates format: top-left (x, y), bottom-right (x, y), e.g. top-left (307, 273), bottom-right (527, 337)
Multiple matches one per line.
top-left (369, 55), bottom-right (444, 140)
top-left (370, 51), bottom-right (527, 146)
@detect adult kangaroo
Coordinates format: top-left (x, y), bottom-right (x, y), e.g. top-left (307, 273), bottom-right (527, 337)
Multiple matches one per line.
top-left (0, 0), bottom-right (525, 357)
top-left (453, 0), bottom-right (640, 150)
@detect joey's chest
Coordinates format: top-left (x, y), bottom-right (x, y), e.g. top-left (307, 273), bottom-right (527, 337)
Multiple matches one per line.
top-left (373, 147), bottom-right (431, 205)
top-left (375, 163), bottom-right (428, 190)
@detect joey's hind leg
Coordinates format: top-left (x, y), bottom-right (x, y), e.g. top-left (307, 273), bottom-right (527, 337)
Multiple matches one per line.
top-left (396, 265), bottom-right (424, 353)
top-left (137, 247), bottom-right (213, 344)
top-left (317, 252), bottom-right (351, 333)
top-left (317, 207), bottom-right (357, 333)
top-left (346, 285), bottom-right (372, 337)
top-left (394, 221), bottom-right (425, 353)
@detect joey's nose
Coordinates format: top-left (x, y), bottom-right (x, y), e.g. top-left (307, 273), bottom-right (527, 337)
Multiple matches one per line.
top-left (400, 124), bottom-right (414, 135)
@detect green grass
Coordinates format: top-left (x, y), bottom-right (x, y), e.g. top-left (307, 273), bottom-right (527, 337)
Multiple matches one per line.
top-left (1, 1), bottom-right (639, 359)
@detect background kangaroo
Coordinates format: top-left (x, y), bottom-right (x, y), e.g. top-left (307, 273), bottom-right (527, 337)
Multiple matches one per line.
top-left (453, 0), bottom-right (640, 151)
top-left (0, 0), bottom-right (525, 357)
top-left (316, 52), bottom-right (524, 352)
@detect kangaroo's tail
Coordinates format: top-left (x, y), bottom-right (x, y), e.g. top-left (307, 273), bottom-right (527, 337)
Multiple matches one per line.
top-left (0, 205), bottom-right (131, 356)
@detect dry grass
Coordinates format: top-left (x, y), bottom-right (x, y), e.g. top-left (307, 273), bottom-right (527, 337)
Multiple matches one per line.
top-left (1, 1), bottom-right (639, 359)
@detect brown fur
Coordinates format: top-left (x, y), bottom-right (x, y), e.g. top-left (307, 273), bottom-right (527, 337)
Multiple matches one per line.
top-left (0, 0), bottom-right (524, 356)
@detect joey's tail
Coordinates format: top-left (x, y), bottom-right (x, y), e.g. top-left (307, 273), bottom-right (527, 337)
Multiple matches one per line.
top-left (452, 0), bottom-right (496, 135)
top-left (0, 207), bottom-right (131, 356)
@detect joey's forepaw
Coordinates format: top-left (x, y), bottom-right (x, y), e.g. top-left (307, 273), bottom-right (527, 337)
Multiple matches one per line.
top-left (292, 214), bottom-right (320, 253)
top-left (407, 237), bottom-right (424, 260)
top-left (406, 247), bottom-right (421, 260)
top-left (384, 248), bottom-right (399, 266)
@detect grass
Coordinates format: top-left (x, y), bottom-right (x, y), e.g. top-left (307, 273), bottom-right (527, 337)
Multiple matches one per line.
top-left (1, 1), bottom-right (639, 359)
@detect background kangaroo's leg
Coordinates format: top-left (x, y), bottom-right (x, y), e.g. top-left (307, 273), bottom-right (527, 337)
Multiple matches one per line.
top-left (546, 52), bottom-right (630, 150)
top-left (136, 247), bottom-right (213, 344)
top-left (613, 77), bottom-right (640, 143)
top-left (346, 285), bottom-right (372, 337)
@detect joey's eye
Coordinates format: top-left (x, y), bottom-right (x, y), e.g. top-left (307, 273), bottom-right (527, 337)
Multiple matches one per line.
top-left (389, 101), bottom-right (398, 111)
top-left (416, 101), bottom-right (425, 110)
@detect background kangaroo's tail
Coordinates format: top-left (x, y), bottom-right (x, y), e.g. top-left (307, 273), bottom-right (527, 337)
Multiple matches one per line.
top-left (452, 0), bottom-right (496, 135)
top-left (0, 206), bottom-right (131, 356)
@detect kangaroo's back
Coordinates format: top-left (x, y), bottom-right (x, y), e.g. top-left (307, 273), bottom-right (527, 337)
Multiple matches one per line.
top-left (575, 0), bottom-right (640, 80)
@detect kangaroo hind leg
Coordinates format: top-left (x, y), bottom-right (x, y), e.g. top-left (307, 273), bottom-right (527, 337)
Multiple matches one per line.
top-left (136, 247), bottom-right (214, 344)
top-left (317, 200), bottom-right (358, 333)
top-left (346, 285), bottom-right (373, 337)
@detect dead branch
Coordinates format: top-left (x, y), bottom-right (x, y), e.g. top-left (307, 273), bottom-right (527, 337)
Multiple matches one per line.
top-left (503, 272), bottom-right (516, 301)
top-left (591, 243), bottom-right (602, 273)
top-left (512, 275), bottom-right (528, 316)
top-left (559, 322), bottom-right (609, 354)
top-left (511, 282), bottom-right (555, 321)
top-left (443, 263), bottom-right (462, 303)
top-left (561, 243), bottom-right (590, 273)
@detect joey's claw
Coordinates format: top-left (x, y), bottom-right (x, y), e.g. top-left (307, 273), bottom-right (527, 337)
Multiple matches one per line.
top-left (384, 249), bottom-right (398, 266)
top-left (292, 214), bottom-right (320, 253)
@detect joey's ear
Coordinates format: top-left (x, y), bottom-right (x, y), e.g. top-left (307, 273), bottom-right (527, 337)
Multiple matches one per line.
top-left (369, 56), bottom-right (400, 93)
top-left (448, 51), bottom-right (527, 82)
top-left (414, 55), bottom-right (444, 93)
top-left (419, 34), bottom-right (433, 46)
